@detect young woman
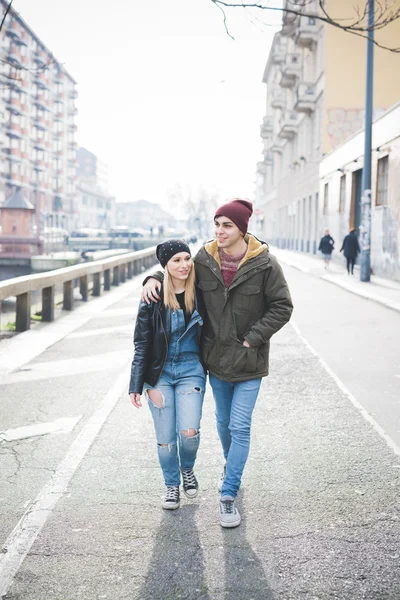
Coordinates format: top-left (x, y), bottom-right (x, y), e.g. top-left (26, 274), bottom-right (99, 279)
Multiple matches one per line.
top-left (129, 239), bottom-right (205, 510)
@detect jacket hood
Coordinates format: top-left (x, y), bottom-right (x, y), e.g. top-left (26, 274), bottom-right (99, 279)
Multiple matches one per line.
top-left (203, 234), bottom-right (269, 269)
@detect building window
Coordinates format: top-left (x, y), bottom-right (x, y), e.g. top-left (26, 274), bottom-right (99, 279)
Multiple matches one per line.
top-left (323, 183), bottom-right (329, 215)
top-left (339, 174), bottom-right (346, 213)
top-left (376, 155), bottom-right (388, 206)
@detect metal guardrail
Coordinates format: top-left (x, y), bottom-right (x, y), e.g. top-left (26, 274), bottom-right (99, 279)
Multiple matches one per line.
top-left (0, 246), bottom-right (157, 332)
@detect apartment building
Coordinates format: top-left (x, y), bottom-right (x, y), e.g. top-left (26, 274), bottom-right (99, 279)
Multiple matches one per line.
top-left (257, 0), bottom-right (400, 260)
top-left (74, 147), bottom-right (115, 231)
top-left (0, 0), bottom-right (78, 233)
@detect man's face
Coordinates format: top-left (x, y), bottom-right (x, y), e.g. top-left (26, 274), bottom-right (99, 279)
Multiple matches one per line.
top-left (214, 216), bottom-right (243, 249)
top-left (324, 229), bottom-right (329, 236)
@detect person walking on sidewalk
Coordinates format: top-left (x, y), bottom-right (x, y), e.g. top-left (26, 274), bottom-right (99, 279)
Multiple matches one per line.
top-left (340, 228), bottom-right (360, 275)
top-left (129, 239), bottom-right (206, 511)
top-left (142, 200), bottom-right (293, 528)
top-left (318, 229), bottom-right (335, 269)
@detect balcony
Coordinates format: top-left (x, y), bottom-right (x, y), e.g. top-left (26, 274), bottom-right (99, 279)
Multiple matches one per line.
top-left (271, 88), bottom-right (285, 110)
top-left (7, 45), bottom-right (21, 63)
top-left (70, 89), bottom-right (78, 100)
top-left (278, 111), bottom-right (298, 140)
top-left (294, 83), bottom-right (316, 114)
top-left (33, 140), bottom-right (46, 151)
top-left (68, 123), bottom-right (78, 132)
top-left (271, 40), bottom-right (287, 65)
top-left (263, 151), bottom-right (273, 166)
top-left (280, 53), bottom-right (301, 88)
top-left (5, 122), bottom-right (22, 138)
top-left (54, 111), bottom-right (64, 121)
top-left (296, 16), bottom-right (318, 48)
top-left (260, 116), bottom-right (273, 140)
top-left (271, 138), bottom-right (285, 153)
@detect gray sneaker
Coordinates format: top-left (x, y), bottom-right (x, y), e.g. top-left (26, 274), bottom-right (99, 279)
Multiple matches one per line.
top-left (219, 495), bottom-right (241, 528)
top-left (163, 486), bottom-right (180, 510)
top-left (217, 463), bottom-right (226, 492)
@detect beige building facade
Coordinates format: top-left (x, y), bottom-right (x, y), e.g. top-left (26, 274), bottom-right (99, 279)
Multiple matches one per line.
top-left (257, 0), bottom-right (400, 272)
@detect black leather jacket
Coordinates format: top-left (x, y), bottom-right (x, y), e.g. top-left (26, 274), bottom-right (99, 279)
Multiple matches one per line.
top-left (129, 287), bottom-right (204, 394)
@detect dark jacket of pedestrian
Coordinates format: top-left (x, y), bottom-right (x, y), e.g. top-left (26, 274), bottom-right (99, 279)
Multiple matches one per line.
top-left (195, 236), bottom-right (293, 382)
top-left (318, 235), bottom-right (335, 255)
top-left (340, 231), bottom-right (360, 258)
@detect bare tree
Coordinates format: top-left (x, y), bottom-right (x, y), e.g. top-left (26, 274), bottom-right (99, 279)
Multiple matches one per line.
top-left (210, 0), bottom-right (400, 52)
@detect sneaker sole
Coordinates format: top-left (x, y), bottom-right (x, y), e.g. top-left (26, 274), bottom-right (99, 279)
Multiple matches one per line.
top-left (162, 502), bottom-right (180, 510)
top-left (220, 516), bottom-right (241, 528)
top-left (183, 488), bottom-right (199, 499)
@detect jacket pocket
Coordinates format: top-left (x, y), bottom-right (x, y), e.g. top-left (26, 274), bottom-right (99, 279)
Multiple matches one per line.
top-left (234, 284), bottom-right (262, 312)
top-left (198, 280), bottom-right (218, 292)
top-left (231, 341), bottom-right (257, 374)
top-left (202, 336), bottom-right (216, 365)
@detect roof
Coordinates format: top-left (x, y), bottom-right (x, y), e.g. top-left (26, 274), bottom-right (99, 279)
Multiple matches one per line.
top-left (2, 189), bottom-right (35, 210)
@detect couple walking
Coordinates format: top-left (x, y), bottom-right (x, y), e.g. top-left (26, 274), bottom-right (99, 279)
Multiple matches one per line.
top-left (129, 199), bottom-right (293, 528)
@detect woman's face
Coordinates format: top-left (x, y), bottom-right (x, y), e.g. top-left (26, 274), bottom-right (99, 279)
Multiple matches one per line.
top-left (166, 252), bottom-right (193, 280)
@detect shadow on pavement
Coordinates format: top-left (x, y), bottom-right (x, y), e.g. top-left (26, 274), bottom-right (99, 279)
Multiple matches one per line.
top-left (223, 491), bottom-right (275, 599)
top-left (139, 503), bottom-right (210, 600)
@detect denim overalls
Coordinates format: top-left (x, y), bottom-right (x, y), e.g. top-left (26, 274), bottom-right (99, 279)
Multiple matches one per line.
top-left (145, 306), bottom-right (205, 487)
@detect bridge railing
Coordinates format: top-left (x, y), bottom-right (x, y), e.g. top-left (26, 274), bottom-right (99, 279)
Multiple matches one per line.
top-left (0, 246), bottom-right (157, 333)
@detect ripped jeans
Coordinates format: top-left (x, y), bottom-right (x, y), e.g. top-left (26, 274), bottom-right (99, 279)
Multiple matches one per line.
top-left (145, 356), bottom-right (205, 487)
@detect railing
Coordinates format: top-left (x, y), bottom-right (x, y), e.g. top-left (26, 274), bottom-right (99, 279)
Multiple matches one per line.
top-left (0, 246), bottom-right (157, 333)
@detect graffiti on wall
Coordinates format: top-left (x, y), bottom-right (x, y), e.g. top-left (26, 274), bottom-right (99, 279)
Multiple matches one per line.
top-left (327, 108), bottom-right (385, 149)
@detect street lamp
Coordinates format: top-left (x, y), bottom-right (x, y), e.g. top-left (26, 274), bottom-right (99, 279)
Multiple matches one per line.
top-left (360, 0), bottom-right (374, 282)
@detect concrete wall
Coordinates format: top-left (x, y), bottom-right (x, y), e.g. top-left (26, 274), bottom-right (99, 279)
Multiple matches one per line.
top-left (320, 103), bottom-right (400, 280)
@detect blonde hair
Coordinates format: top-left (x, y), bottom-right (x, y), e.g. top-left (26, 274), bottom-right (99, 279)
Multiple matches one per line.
top-left (163, 262), bottom-right (195, 313)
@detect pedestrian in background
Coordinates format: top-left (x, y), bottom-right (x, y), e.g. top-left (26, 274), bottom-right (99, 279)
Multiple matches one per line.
top-left (142, 199), bottom-right (293, 528)
top-left (129, 239), bottom-right (205, 510)
top-left (340, 228), bottom-right (360, 275)
top-left (318, 229), bottom-right (335, 269)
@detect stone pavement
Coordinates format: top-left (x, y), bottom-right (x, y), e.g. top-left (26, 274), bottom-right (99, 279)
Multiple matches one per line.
top-left (1, 271), bottom-right (400, 599)
top-left (270, 246), bottom-right (400, 314)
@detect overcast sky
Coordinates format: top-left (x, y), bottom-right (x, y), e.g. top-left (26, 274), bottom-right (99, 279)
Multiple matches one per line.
top-left (13, 0), bottom-right (280, 211)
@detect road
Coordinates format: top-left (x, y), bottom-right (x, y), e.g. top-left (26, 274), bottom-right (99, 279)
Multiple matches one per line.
top-left (0, 263), bottom-right (400, 599)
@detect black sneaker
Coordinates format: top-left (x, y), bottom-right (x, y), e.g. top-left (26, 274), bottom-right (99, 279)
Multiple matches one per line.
top-left (219, 496), bottom-right (241, 528)
top-left (163, 486), bottom-right (180, 510)
top-left (217, 463), bottom-right (226, 492)
top-left (181, 468), bottom-right (199, 498)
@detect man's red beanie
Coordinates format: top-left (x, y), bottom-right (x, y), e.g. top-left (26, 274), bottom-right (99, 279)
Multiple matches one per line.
top-left (214, 199), bottom-right (253, 234)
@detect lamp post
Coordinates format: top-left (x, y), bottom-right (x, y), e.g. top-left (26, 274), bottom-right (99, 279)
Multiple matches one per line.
top-left (360, 0), bottom-right (374, 282)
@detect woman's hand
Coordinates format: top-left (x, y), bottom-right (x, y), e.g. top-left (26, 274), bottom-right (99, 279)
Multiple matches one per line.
top-left (141, 278), bottom-right (161, 305)
top-left (243, 340), bottom-right (251, 348)
top-left (130, 393), bottom-right (142, 408)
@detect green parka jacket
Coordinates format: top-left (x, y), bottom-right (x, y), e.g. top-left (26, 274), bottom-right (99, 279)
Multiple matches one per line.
top-left (195, 235), bottom-right (293, 382)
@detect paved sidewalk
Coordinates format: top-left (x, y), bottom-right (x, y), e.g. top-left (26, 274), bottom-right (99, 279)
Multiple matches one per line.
top-left (270, 246), bottom-right (400, 314)
top-left (1, 281), bottom-right (400, 598)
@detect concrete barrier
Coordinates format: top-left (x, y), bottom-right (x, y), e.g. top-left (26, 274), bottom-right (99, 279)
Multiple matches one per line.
top-left (0, 246), bottom-right (157, 332)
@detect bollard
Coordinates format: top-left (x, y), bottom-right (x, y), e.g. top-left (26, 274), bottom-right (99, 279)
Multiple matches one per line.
top-left (104, 269), bottom-right (111, 291)
top-left (42, 286), bottom-right (55, 322)
top-left (16, 292), bottom-right (31, 332)
top-left (112, 265), bottom-right (120, 286)
top-left (63, 280), bottom-right (74, 311)
top-left (120, 264), bottom-right (126, 283)
top-left (127, 262), bottom-right (133, 279)
top-left (93, 272), bottom-right (101, 296)
top-left (80, 275), bottom-right (89, 302)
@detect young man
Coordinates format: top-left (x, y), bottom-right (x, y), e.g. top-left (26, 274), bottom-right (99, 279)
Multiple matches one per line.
top-left (142, 199), bottom-right (293, 528)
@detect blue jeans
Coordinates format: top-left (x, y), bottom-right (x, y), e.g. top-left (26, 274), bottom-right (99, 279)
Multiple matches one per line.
top-left (209, 374), bottom-right (262, 498)
top-left (145, 358), bottom-right (205, 487)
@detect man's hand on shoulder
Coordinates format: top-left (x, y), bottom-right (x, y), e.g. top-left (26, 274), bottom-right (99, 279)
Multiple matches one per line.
top-left (142, 278), bottom-right (161, 304)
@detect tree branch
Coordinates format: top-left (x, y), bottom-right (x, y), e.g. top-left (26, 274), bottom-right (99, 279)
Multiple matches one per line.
top-left (210, 0), bottom-right (400, 52)
top-left (0, 0), bottom-right (13, 34)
